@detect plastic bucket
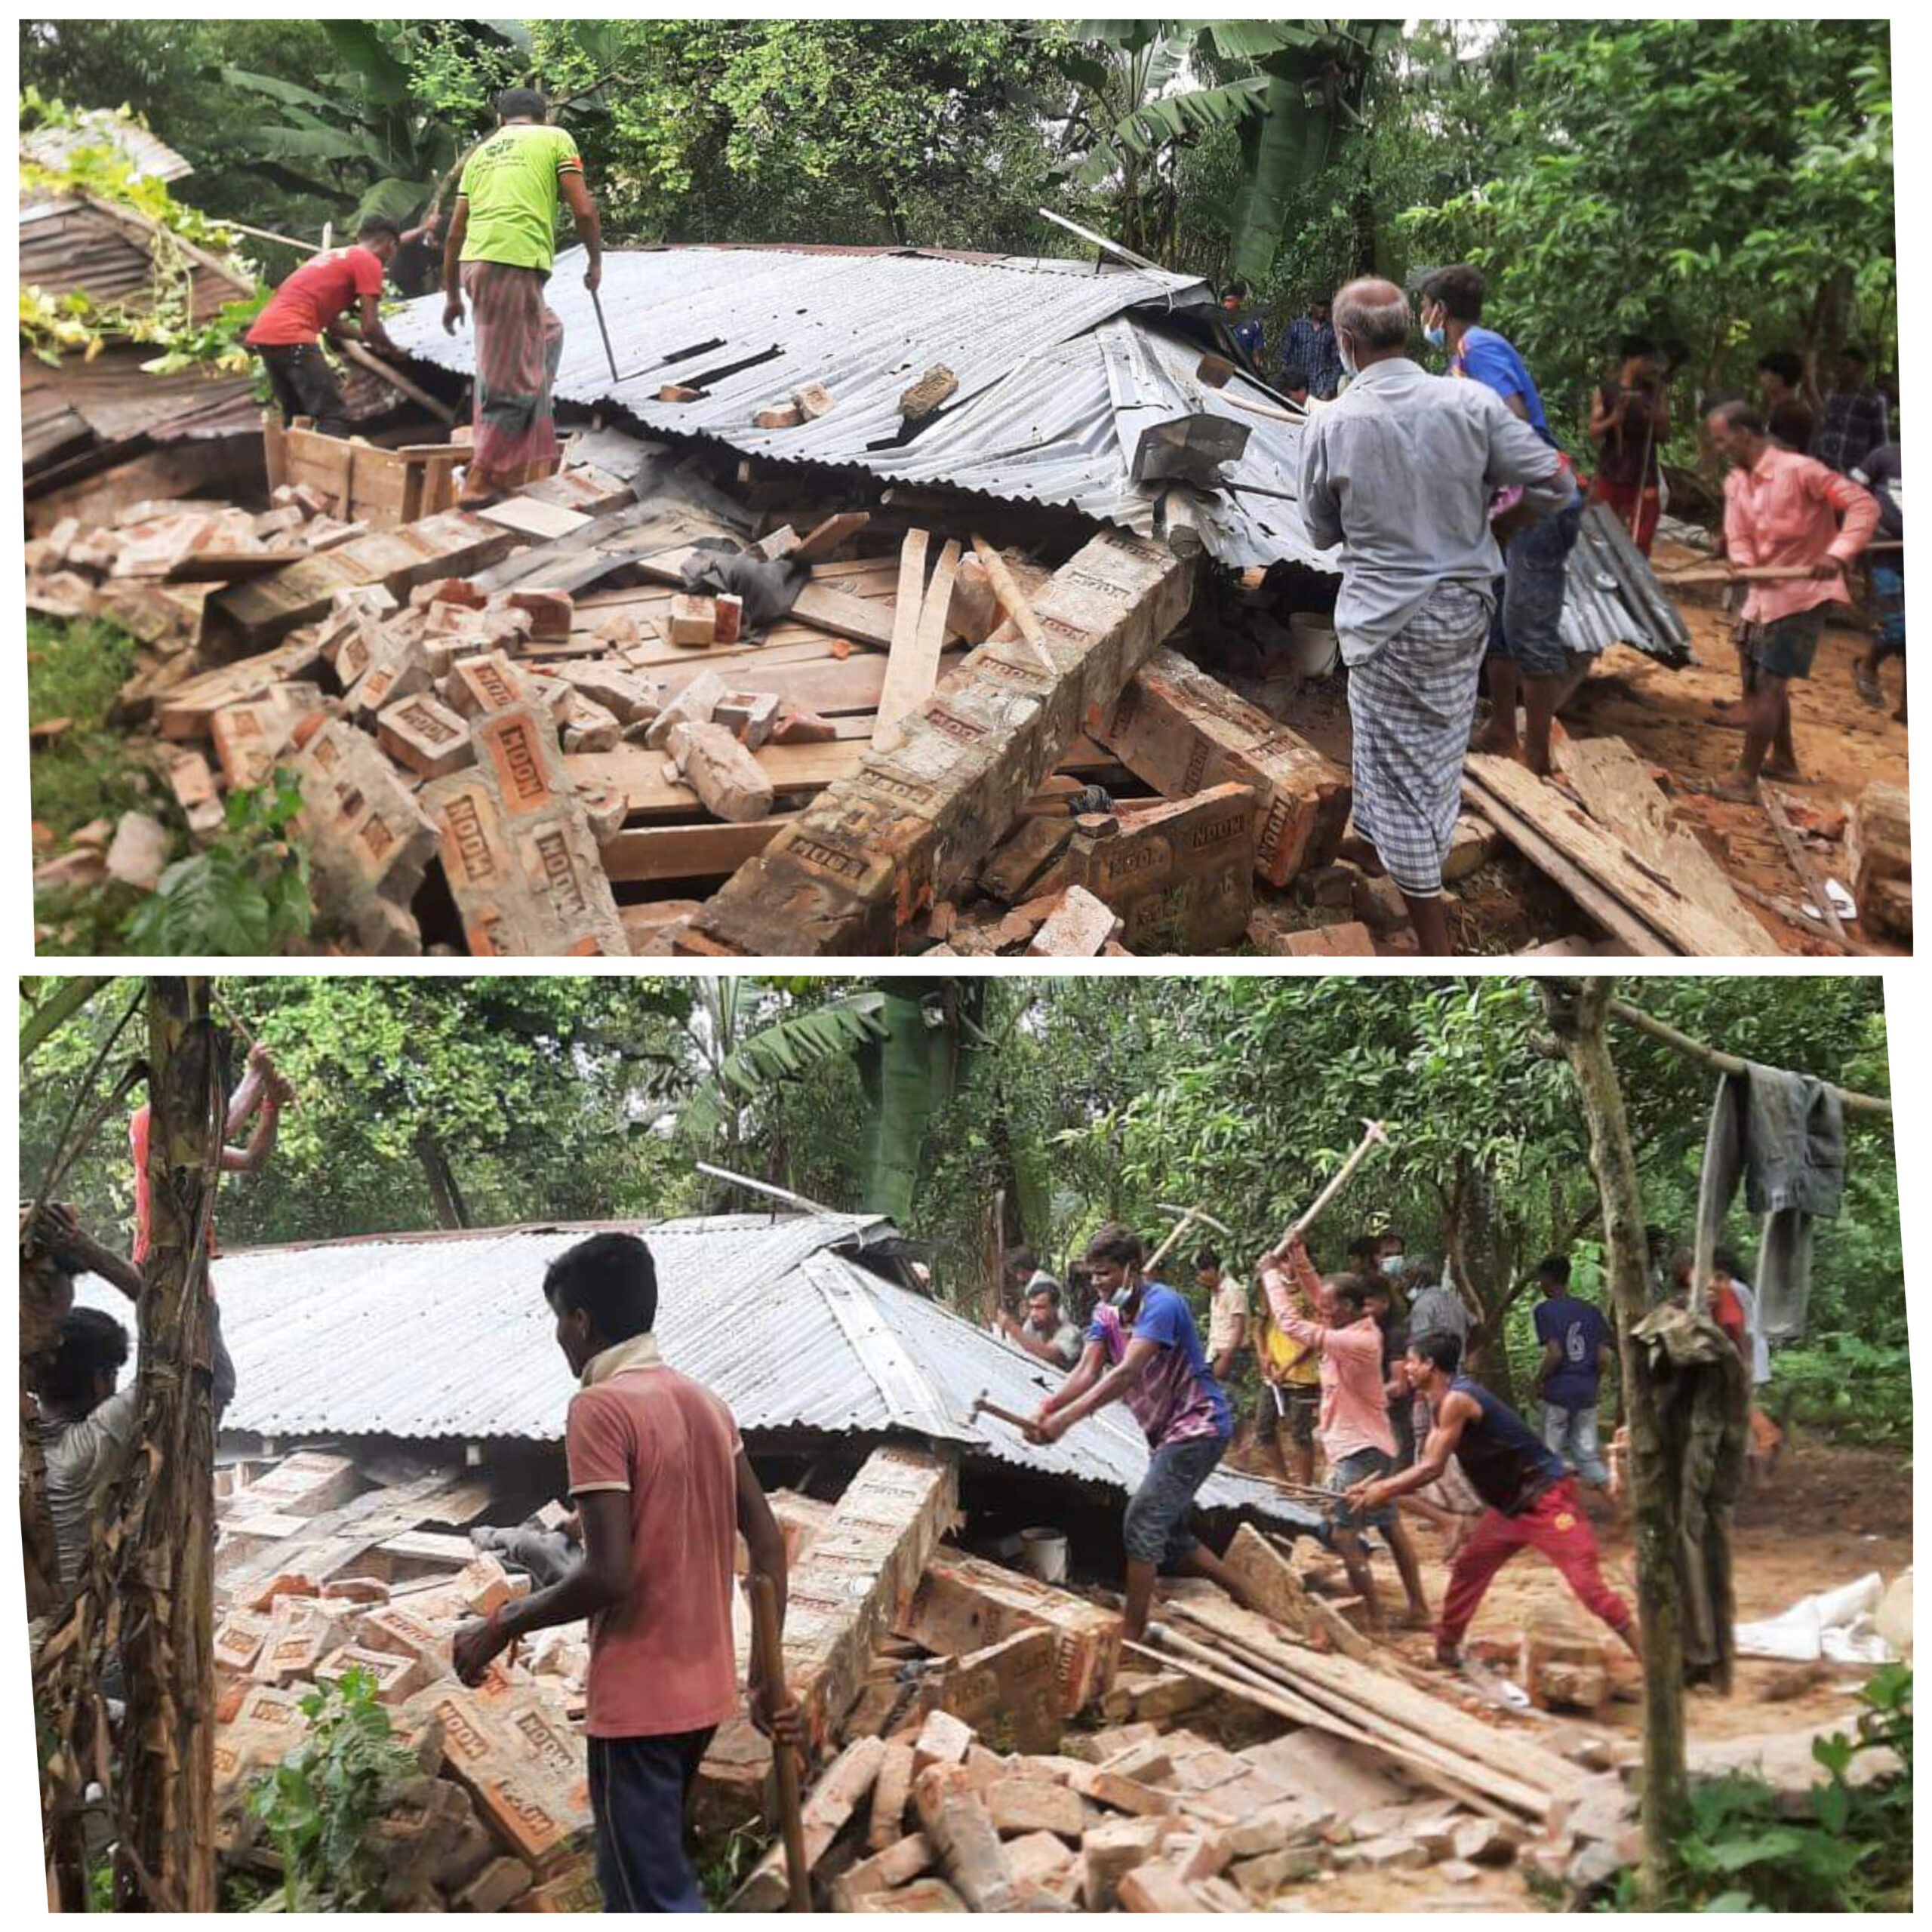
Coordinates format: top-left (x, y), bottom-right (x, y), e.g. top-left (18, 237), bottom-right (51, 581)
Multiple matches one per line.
top-left (1288, 611), bottom-right (1340, 677)
top-left (1019, 1527), bottom-right (1069, 1584)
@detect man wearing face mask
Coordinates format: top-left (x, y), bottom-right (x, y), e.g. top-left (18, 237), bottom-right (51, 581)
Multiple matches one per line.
top-left (1420, 265), bottom-right (1585, 778)
top-left (1297, 278), bottom-right (1572, 955)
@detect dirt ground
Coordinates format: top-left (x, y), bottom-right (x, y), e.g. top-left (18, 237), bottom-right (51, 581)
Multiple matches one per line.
top-left (1245, 546), bottom-right (1909, 958)
top-left (1216, 1437), bottom-right (1911, 1911)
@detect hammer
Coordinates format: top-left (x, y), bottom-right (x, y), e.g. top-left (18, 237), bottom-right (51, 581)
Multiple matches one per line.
top-left (969, 1390), bottom-right (1039, 1433)
top-left (1146, 1201), bottom-right (1235, 1275)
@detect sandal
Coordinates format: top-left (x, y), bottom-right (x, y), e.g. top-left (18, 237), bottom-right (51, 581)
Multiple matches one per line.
top-left (1853, 663), bottom-right (1885, 709)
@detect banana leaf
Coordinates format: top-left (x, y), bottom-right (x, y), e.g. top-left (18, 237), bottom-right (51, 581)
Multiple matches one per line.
top-left (678, 992), bottom-right (890, 1148)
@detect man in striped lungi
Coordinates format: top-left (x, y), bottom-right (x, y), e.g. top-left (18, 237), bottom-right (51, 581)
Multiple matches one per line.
top-left (441, 88), bottom-right (604, 506)
top-left (1297, 278), bottom-right (1574, 955)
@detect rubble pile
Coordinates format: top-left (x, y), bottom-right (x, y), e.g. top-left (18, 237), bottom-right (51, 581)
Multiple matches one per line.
top-left (27, 420), bottom-right (1392, 955)
top-left (211, 1443), bottom-right (1647, 1914)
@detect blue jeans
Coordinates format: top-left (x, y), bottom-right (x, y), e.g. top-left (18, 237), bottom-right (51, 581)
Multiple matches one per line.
top-left (1540, 1401), bottom-right (1608, 1489)
top-left (1489, 496), bottom-right (1584, 679)
top-left (586, 1728), bottom-right (716, 1912)
top-left (1123, 1434), bottom-right (1226, 1567)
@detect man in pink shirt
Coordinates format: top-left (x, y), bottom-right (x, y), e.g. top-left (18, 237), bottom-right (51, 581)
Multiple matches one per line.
top-left (1259, 1235), bottom-right (1432, 1629)
top-left (1708, 399), bottom-right (1879, 798)
top-left (452, 1232), bottom-right (800, 1911)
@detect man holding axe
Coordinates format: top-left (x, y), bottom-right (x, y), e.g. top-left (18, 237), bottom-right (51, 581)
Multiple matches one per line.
top-left (1256, 1122), bottom-right (1432, 1631)
top-left (1024, 1224), bottom-right (1263, 1641)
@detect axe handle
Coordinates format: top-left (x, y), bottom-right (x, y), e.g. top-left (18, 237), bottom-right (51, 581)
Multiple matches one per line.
top-left (751, 1574), bottom-right (811, 1912)
top-left (1144, 1208), bottom-right (1201, 1275)
top-left (1277, 1122), bottom-right (1389, 1252)
top-left (972, 1396), bottom-right (1037, 1432)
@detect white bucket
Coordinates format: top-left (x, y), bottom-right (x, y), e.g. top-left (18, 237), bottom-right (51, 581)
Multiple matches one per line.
top-left (1019, 1527), bottom-right (1069, 1585)
top-left (1288, 611), bottom-right (1340, 677)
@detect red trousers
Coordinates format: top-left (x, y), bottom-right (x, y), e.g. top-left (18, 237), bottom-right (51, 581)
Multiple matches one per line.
top-left (1438, 1476), bottom-right (1632, 1650)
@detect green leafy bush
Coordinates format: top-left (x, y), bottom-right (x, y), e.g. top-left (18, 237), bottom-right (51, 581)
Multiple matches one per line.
top-left (246, 1668), bottom-right (418, 1912)
top-left (124, 773), bottom-right (313, 956)
top-left (1603, 1665), bottom-right (1912, 1912)
top-left (1770, 1336), bottom-right (1912, 1450)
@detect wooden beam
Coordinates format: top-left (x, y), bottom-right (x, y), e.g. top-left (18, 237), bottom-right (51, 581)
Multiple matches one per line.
top-left (681, 530), bottom-right (1193, 954)
top-left (339, 340), bottom-right (456, 423)
top-left (971, 537), bottom-right (1057, 675)
top-left (876, 536), bottom-right (960, 753)
top-left (1555, 737), bottom-right (1780, 956)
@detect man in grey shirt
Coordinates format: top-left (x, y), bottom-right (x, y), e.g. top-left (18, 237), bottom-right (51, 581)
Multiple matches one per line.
top-left (1297, 277), bottom-right (1574, 954)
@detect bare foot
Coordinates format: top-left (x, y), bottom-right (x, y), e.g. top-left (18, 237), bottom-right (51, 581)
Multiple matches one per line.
top-left (1336, 835), bottom-right (1385, 875)
top-left (1762, 758), bottom-right (1804, 783)
top-left (1469, 724), bottom-right (1518, 757)
top-left (1854, 663), bottom-right (1885, 709)
top-left (1399, 1607), bottom-right (1435, 1632)
top-left (1433, 1645), bottom-right (1463, 1671)
top-left (1708, 774), bottom-right (1758, 803)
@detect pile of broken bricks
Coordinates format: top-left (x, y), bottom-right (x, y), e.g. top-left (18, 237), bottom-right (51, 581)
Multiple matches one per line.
top-left (209, 1438), bottom-right (1651, 1915)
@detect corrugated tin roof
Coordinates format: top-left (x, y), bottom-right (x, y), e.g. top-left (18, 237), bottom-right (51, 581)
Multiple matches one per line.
top-left (21, 115), bottom-right (194, 183)
top-left (20, 346), bottom-right (260, 472)
top-left (75, 1213), bottom-right (1313, 1529)
top-left (19, 192), bottom-right (252, 321)
top-left (388, 245), bottom-right (1692, 632)
top-left (387, 243), bottom-right (1326, 567)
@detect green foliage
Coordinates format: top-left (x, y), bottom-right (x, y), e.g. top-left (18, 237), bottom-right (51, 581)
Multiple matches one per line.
top-left (246, 1668), bottom-right (420, 1912)
top-left (1766, 1336), bottom-right (1910, 1449)
top-left (17, 93), bottom-right (262, 371)
top-left (1399, 20), bottom-right (1895, 451)
top-left (1601, 1667), bottom-right (1912, 1912)
top-left (697, 1824), bottom-right (770, 1910)
top-left (123, 774), bottom-right (313, 957)
top-left (27, 615), bottom-right (145, 835)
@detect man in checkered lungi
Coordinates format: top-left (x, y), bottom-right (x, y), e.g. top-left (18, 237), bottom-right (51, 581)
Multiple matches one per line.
top-left (1299, 278), bottom-right (1574, 954)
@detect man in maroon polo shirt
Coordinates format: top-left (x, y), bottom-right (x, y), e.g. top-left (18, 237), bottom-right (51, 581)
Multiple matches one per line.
top-left (452, 1232), bottom-right (801, 1911)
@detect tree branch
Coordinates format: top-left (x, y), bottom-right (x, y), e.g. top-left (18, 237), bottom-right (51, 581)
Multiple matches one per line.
top-left (1607, 997), bottom-right (1891, 1121)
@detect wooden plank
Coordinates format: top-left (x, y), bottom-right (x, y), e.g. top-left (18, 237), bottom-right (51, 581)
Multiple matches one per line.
top-left (1463, 769), bottom-right (1672, 956)
top-left (600, 817), bottom-right (793, 884)
top-left (871, 528), bottom-right (932, 750)
top-left (1555, 737), bottom-right (1780, 956)
top-left (876, 535), bottom-right (959, 752)
top-left (1466, 752), bottom-right (1752, 955)
top-left (683, 530), bottom-right (1192, 955)
top-left (478, 495), bottom-right (592, 540)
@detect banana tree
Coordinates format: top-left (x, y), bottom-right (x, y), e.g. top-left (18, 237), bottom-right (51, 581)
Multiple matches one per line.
top-left (1051, 20), bottom-right (1390, 278)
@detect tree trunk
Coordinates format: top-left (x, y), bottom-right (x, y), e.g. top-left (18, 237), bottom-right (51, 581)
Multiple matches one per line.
top-left (119, 976), bottom-right (223, 1911)
top-left (414, 1128), bottom-right (470, 1230)
top-left (1541, 977), bottom-right (1686, 1906)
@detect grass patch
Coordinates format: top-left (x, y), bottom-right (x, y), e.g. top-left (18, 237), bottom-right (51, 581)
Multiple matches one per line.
top-left (28, 614), bottom-right (148, 836)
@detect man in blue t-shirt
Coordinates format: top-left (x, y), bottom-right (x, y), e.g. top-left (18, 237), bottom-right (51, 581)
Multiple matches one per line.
top-left (1029, 1223), bottom-right (1259, 1639)
top-left (1420, 264), bottom-right (1583, 779)
top-left (1529, 1255), bottom-right (1613, 1488)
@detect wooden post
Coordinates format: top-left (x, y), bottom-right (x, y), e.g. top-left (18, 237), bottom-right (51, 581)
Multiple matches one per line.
top-left (1540, 976), bottom-right (1685, 1905)
top-left (118, 977), bottom-right (224, 1911)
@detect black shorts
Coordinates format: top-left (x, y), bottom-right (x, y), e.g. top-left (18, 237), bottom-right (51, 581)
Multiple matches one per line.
top-left (1256, 1382), bottom-right (1318, 1448)
top-left (1752, 608), bottom-right (1827, 681)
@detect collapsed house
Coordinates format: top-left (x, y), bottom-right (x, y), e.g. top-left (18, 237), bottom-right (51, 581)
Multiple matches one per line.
top-left (70, 1210), bottom-right (1654, 1911)
top-left (18, 116), bottom-right (398, 534)
top-left (29, 238), bottom-right (1823, 958)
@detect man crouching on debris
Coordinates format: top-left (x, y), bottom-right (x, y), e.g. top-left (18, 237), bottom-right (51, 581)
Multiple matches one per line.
top-left (1026, 1224), bottom-right (1260, 1641)
top-left (452, 1232), bottom-right (802, 1912)
top-left (1297, 276), bottom-right (1574, 955)
top-left (1349, 1333), bottom-right (1639, 1672)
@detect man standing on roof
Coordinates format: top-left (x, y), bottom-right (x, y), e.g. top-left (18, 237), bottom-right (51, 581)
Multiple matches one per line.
top-left (1026, 1225), bottom-right (1263, 1641)
top-left (1350, 1334), bottom-right (1638, 1670)
top-left (1297, 276), bottom-right (1571, 955)
top-left (441, 87), bottom-right (603, 507)
top-left (1420, 263), bottom-right (1585, 777)
top-left (245, 217), bottom-right (416, 438)
top-left (452, 1232), bottom-right (802, 1912)
top-left (128, 1040), bottom-right (292, 1429)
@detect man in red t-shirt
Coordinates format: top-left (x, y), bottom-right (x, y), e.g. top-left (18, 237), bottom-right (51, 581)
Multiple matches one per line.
top-left (452, 1232), bottom-right (802, 1911)
top-left (244, 216), bottom-right (411, 435)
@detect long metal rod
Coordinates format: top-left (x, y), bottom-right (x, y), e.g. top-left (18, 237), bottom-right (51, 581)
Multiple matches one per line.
top-left (694, 1161), bottom-right (838, 1216)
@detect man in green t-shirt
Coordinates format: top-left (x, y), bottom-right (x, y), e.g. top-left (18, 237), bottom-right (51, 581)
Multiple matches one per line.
top-left (441, 87), bottom-right (603, 505)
